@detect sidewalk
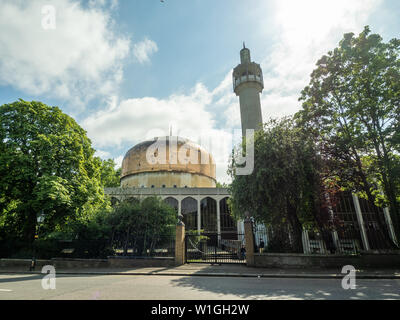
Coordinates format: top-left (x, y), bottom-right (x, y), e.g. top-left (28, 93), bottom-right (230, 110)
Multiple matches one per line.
top-left (1, 264), bottom-right (400, 279)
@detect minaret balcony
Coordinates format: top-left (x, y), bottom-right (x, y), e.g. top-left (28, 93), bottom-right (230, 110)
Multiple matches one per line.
top-left (233, 74), bottom-right (264, 93)
top-left (232, 61), bottom-right (264, 93)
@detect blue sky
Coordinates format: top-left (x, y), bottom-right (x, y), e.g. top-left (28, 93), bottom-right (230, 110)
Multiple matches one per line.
top-left (0, 0), bottom-right (399, 183)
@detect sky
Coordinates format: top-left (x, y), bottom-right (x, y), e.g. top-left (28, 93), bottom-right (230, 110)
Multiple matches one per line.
top-left (0, 0), bottom-right (399, 183)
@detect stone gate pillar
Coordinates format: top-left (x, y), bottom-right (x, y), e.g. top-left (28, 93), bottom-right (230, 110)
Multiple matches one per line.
top-left (175, 221), bottom-right (185, 266)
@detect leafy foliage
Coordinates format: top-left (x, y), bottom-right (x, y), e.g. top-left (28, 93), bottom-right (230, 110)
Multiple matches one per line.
top-left (106, 197), bottom-right (177, 255)
top-left (0, 100), bottom-right (106, 242)
top-left (98, 158), bottom-right (121, 188)
top-left (296, 26), bottom-right (400, 243)
top-left (229, 118), bottom-right (338, 252)
top-left (216, 182), bottom-right (230, 188)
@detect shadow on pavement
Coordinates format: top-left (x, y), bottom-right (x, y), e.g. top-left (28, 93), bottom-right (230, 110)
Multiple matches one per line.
top-left (169, 264), bottom-right (400, 300)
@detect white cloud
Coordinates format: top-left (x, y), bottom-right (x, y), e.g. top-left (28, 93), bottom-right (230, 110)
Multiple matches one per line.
top-left (82, 82), bottom-right (237, 184)
top-left (0, 0), bottom-right (130, 107)
top-left (89, 0), bottom-right (119, 10)
top-left (95, 149), bottom-right (111, 159)
top-left (83, 0), bottom-right (382, 184)
top-left (133, 38), bottom-right (158, 64)
top-left (83, 83), bottom-right (213, 148)
top-left (258, 0), bottom-right (382, 120)
top-left (198, 1), bottom-right (382, 130)
top-left (113, 155), bottom-right (124, 169)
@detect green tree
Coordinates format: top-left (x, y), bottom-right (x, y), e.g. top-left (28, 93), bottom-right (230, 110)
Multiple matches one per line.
top-left (107, 197), bottom-right (177, 255)
top-left (216, 181), bottom-right (230, 188)
top-left (98, 158), bottom-right (121, 188)
top-left (0, 100), bottom-right (105, 243)
top-left (228, 118), bottom-right (336, 253)
top-left (297, 26), bottom-right (400, 245)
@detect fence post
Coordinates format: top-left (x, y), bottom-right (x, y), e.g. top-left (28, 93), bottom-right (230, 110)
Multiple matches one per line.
top-left (383, 207), bottom-right (398, 246)
top-left (244, 215), bottom-right (255, 267)
top-left (302, 229), bottom-right (311, 254)
top-left (217, 199), bottom-right (221, 246)
top-left (197, 199), bottom-right (201, 233)
top-left (352, 194), bottom-right (370, 251)
top-left (332, 231), bottom-right (340, 253)
top-left (175, 221), bottom-right (185, 266)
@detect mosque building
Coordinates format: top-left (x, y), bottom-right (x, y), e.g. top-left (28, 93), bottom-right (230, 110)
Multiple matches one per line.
top-left (105, 45), bottom-right (264, 240)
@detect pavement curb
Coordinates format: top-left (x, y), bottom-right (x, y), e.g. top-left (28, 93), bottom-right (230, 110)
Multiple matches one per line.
top-left (0, 270), bottom-right (399, 279)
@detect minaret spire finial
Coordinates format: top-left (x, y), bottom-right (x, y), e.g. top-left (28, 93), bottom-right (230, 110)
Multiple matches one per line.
top-left (233, 43), bottom-right (263, 138)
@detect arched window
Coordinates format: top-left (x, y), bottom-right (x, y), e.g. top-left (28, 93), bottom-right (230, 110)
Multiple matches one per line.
top-left (164, 197), bottom-right (178, 214)
top-left (201, 197), bottom-right (217, 232)
top-left (181, 197), bottom-right (197, 231)
top-left (220, 197), bottom-right (236, 234)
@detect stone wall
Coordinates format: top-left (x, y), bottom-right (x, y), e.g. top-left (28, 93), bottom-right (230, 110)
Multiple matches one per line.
top-left (253, 252), bottom-right (400, 269)
top-left (0, 225), bottom-right (184, 270)
top-left (0, 257), bottom-right (176, 270)
top-left (107, 257), bottom-right (175, 268)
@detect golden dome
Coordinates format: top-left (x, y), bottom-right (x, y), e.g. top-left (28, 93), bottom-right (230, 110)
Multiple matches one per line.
top-left (121, 136), bottom-right (216, 188)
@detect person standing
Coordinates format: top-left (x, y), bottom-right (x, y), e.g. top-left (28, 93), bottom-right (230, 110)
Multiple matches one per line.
top-left (259, 238), bottom-right (265, 254)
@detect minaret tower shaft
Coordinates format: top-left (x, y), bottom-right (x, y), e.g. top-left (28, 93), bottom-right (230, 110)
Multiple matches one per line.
top-left (233, 44), bottom-right (264, 137)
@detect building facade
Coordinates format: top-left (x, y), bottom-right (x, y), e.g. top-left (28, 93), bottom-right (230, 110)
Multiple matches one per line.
top-left (104, 45), bottom-right (264, 239)
top-left (120, 136), bottom-right (216, 189)
top-left (105, 187), bottom-right (240, 239)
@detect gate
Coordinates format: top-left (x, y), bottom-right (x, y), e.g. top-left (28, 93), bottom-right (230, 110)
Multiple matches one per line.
top-left (185, 232), bottom-right (246, 264)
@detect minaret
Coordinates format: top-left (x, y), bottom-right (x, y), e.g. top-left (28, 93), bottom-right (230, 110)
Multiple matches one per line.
top-left (233, 43), bottom-right (264, 137)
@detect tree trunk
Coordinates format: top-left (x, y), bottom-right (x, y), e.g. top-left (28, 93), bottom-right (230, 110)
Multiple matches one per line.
top-left (286, 200), bottom-right (304, 253)
top-left (123, 228), bottom-right (130, 256)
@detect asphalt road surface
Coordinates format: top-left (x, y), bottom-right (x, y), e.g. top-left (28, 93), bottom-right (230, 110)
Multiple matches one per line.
top-left (0, 273), bottom-right (399, 300)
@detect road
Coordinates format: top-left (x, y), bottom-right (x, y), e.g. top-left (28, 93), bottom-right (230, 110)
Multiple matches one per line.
top-left (0, 273), bottom-right (399, 300)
